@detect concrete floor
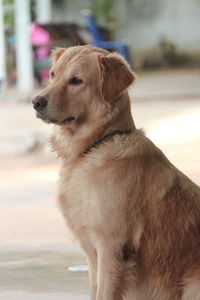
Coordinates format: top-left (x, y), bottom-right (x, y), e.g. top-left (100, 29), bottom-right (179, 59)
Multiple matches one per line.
top-left (0, 151), bottom-right (90, 299)
top-left (0, 68), bottom-right (200, 299)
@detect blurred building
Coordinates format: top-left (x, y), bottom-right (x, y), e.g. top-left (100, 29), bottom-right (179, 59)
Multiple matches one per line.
top-left (1, 0), bottom-right (200, 93)
top-left (50, 0), bottom-right (200, 53)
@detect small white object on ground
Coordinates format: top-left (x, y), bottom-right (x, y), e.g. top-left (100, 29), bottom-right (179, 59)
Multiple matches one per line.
top-left (68, 265), bottom-right (88, 272)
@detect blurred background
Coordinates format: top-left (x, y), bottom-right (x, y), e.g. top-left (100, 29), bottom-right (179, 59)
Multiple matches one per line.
top-left (0, 0), bottom-right (200, 299)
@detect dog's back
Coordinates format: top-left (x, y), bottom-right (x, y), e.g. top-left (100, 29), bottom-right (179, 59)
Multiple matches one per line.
top-left (127, 133), bottom-right (200, 299)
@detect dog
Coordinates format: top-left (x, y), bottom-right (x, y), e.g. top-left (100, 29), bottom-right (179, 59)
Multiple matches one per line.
top-left (32, 45), bottom-right (200, 300)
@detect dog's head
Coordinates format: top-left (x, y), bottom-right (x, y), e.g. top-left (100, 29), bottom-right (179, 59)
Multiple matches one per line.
top-left (32, 45), bottom-right (135, 128)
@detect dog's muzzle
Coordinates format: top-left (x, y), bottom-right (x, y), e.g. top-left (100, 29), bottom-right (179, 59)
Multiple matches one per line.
top-left (32, 95), bottom-right (76, 124)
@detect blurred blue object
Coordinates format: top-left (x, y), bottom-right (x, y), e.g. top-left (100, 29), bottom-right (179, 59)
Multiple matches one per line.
top-left (83, 10), bottom-right (133, 68)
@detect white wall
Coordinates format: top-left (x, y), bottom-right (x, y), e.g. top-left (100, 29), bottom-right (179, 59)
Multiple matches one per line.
top-left (117, 0), bottom-right (200, 51)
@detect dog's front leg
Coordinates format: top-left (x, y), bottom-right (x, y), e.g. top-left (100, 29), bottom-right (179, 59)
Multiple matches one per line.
top-left (87, 252), bottom-right (98, 300)
top-left (80, 241), bottom-right (98, 300)
top-left (96, 248), bottom-right (123, 300)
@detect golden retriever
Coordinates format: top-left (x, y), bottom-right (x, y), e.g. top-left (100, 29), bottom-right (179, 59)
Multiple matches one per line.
top-left (32, 45), bottom-right (200, 300)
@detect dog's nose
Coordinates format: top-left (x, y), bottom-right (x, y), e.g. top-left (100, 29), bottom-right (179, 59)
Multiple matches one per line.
top-left (32, 96), bottom-right (47, 111)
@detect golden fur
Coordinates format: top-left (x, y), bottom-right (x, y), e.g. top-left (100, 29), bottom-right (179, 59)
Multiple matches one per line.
top-left (33, 45), bottom-right (200, 300)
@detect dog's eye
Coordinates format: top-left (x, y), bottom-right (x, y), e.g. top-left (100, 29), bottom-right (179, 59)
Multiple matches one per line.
top-left (69, 77), bottom-right (83, 85)
top-left (50, 71), bottom-right (54, 79)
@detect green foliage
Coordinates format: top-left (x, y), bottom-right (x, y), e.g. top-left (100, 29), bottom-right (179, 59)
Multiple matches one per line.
top-left (3, 0), bottom-right (13, 4)
top-left (91, 0), bottom-right (117, 25)
top-left (3, 0), bottom-right (14, 33)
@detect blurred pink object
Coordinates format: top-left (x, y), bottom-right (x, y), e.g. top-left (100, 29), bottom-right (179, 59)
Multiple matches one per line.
top-left (31, 23), bottom-right (51, 59)
top-left (31, 23), bottom-right (50, 46)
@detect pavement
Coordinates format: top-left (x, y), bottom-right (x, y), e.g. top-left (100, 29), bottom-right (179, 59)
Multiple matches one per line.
top-left (0, 68), bottom-right (200, 299)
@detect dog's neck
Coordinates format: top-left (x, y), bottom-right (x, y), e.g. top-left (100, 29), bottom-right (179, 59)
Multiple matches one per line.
top-left (51, 92), bottom-right (135, 162)
top-left (83, 129), bottom-right (132, 154)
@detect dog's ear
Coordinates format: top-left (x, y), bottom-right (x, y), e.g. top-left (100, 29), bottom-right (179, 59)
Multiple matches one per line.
top-left (98, 53), bottom-right (135, 102)
top-left (51, 48), bottom-right (65, 64)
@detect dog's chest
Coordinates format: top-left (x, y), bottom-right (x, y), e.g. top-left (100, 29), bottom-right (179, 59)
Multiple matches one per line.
top-left (58, 158), bottom-right (124, 240)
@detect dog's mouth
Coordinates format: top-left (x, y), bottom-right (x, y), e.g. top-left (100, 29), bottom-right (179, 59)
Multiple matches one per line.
top-left (36, 112), bottom-right (75, 124)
